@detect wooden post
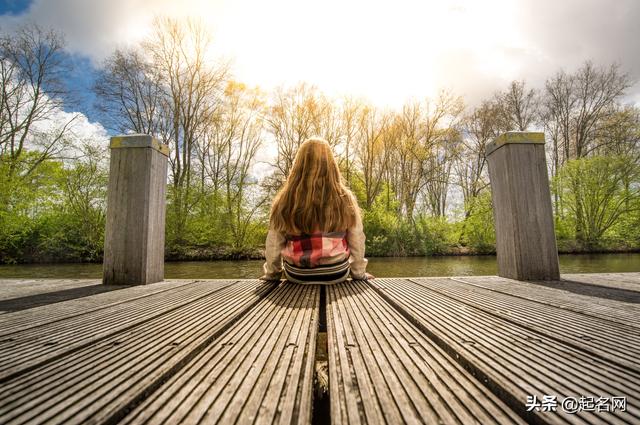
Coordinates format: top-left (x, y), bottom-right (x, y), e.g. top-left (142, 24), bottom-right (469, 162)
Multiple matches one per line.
top-left (486, 132), bottom-right (560, 280)
top-left (103, 134), bottom-right (169, 285)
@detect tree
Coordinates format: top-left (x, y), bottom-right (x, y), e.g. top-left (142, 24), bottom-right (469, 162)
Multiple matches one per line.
top-left (338, 96), bottom-right (362, 186)
top-left (554, 155), bottom-right (640, 246)
top-left (393, 101), bottom-right (424, 216)
top-left (59, 140), bottom-right (108, 260)
top-left (455, 100), bottom-right (500, 218)
top-left (96, 17), bottom-right (230, 244)
top-left (422, 127), bottom-right (461, 217)
top-left (543, 61), bottom-right (632, 163)
top-left (494, 80), bottom-right (539, 132)
top-left (353, 104), bottom-right (390, 209)
top-left (0, 24), bottom-right (75, 181)
top-left (394, 92), bottom-right (463, 218)
top-left (592, 105), bottom-right (640, 158)
top-left (216, 82), bottom-right (266, 249)
top-left (94, 49), bottom-right (166, 135)
top-left (264, 83), bottom-right (341, 193)
top-left (543, 61), bottom-right (633, 240)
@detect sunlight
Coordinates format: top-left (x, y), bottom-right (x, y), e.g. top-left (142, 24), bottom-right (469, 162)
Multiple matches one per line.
top-left (118, 0), bottom-right (532, 108)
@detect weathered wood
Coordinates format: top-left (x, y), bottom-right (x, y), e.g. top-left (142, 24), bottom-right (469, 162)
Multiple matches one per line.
top-left (0, 279), bottom-right (195, 336)
top-left (486, 132), bottom-right (560, 280)
top-left (409, 277), bottom-right (640, 371)
top-left (1, 273), bottom-right (640, 424)
top-left (327, 281), bottom-right (524, 424)
top-left (122, 282), bottom-right (318, 425)
top-left (452, 275), bottom-right (640, 328)
top-left (563, 272), bottom-right (640, 292)
top-left (0, 280), bottom-right (237, 381)
top-left (103, 134), bottom-right (169, 286)
top-left (0, 279), bottom-right (100, 304)
top-left (371, 277), bottom-right (640, 424)
top-left (0, 280), bottom-right (274, 425)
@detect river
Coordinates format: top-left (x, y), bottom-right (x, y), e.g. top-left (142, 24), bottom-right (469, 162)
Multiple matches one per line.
top-left (1, 253), bottom-right (640, 279)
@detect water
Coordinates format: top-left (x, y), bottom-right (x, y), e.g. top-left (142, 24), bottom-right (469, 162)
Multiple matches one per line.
top-left (1, 253), bottom-right (639, 279)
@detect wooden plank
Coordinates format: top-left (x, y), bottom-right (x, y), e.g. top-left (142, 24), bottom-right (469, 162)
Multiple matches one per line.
top-left (0, 279), bottom-right (275, 425)
top-left (600, 272), bottom-right (640, 283)
top-left (567, 272), bottom-right (640, 283)
top-left (0, 279), bottom-right (195, 335)
top-left (372, 278), bottom-right (640, 424)
top-left (562, 273), bottom-right (640, 293)
top-left (586, 272), bottom-right (640, 284)
top-left (0, 279), bottom-right (101, 302)
top-left (121, 282), bottom-right (319, 425)
top-left (408, 277), bottom-right (640, 372)
top-left (327, 281), bottom-right (524, 424)
top-left (0, 280), bottom-right (237, 381)
top-left (450, 275), bottom-right (640, 328)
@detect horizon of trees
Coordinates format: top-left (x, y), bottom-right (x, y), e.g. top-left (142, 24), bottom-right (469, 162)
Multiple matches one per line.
top-left (1, 19), bottom-right (639, 264)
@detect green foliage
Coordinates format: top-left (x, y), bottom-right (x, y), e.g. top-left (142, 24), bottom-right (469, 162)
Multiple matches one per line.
top-left (0, 152), bottom-right (109, 263)
top-left (553, 155), bottom-right (640, 248)
top-left (608, 206), bottom-right (640, 247)
top-left (459, 191), bottom-right (496, 253)
top-left (362, 197), bottom-right (400, 256)
top-left (361, 186), bottom-right (459, 256)
top-left (553, 215), bottom-right (575, 242)
top-left (2, 149), bottom-right (640, 264)
top-left (0, 154), bottom-right (62, 263)
top-left (415, 215), bottom-right (459, 255)
top-left (2, 25), bottom-right (637, 264)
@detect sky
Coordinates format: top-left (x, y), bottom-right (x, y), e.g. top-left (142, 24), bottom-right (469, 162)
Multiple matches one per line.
top-left (1, 0), bottom-right (639, 135)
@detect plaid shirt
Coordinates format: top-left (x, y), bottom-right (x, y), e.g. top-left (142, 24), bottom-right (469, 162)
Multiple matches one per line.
top-left (282, 231), bottom-right (350, 268)
top-left (262, 214), bottom-right (368, 280)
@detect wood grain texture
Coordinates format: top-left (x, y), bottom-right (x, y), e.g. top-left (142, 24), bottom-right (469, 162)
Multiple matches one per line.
top-left (0, 280), bottom-right (274, 425)
top-left (455, 275), bottom-right (640, 327)
top-left (371, 277), bottom-right (640, 424)
top-left (563, 272), bottom-right (640, 292)
top-left (327, 280), bottom-right (524, 425)
top-left (0, 280), bottom-right (238, 382)
top-left (121, 282), bottom-right (319, 425)
top-left (487, 141), bottom-right (560, 280)
top-left (410, 277), bottom-right (640, 371)
top-left (0, 279), bottom-right (101, 302)
top-left (103, 136), bottom-right (168, 286)
top-left (0, 279), bottom-right (195, 333)
top-left (1, 274), bottom-right (639, 424)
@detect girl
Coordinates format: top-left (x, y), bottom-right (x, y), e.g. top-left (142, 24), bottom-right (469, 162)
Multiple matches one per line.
top-left (260, 137), bottom-right (373, 284)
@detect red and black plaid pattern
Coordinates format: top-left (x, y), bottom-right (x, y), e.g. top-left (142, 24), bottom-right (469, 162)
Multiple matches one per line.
top-left (282, 231), bottom-right (350, 268)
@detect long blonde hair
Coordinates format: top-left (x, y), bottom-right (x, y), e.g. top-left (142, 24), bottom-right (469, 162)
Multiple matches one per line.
top-left (270, 137), bottom-right (359, 234)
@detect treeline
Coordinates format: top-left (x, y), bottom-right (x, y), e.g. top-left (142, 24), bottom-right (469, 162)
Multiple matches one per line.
top-left (1, 19), bottom-right (639, 264)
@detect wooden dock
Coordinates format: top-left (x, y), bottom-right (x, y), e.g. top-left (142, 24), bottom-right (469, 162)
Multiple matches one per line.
top-left (0, 273), bottom-right (638, 424)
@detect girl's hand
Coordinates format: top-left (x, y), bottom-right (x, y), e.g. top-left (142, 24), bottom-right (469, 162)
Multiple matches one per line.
top-left (365, 272), bottom-right (375, 280)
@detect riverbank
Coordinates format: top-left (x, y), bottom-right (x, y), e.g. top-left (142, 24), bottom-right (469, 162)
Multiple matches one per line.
top-left (140, 239), bottom-right (640, 261)
top-left (2, 240), bottom-right (639, 265)
top-left (3, 252), bottom-right (640, 279)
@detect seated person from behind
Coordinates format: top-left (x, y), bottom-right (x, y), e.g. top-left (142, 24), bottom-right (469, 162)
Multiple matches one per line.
top-left (260, 137), bottom-right (373, 284)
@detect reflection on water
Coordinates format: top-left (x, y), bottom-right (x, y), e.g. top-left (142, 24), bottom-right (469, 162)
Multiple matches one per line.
top-left (1, 253), bottom-right (640, 279)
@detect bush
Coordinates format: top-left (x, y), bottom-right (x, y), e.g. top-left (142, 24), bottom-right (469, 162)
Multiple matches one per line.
top-left (553, 155), bottom-right (640, 247)
top-left (459, 192), bottom-right (496, 253)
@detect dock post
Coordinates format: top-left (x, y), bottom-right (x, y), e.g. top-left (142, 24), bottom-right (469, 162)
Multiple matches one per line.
top-left (103, 134), bottom-right (169, 285)
top-left (486, 132), bottom-right (560, 280)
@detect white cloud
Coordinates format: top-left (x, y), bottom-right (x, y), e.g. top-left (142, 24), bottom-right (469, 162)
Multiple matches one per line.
top-left (27, 107), bottom-right (110, 161)
top-left (2, 0), bottom-right (638, 108)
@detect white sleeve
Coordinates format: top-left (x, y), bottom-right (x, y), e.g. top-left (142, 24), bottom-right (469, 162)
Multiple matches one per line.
top-left (262, 228), bottom-right (286, 279)
top-left (346, 211), bottom-right (368, 279)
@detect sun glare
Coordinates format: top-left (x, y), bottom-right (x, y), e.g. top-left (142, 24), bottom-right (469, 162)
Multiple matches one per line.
top-left (120, 0), bottom-right (531, 108)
